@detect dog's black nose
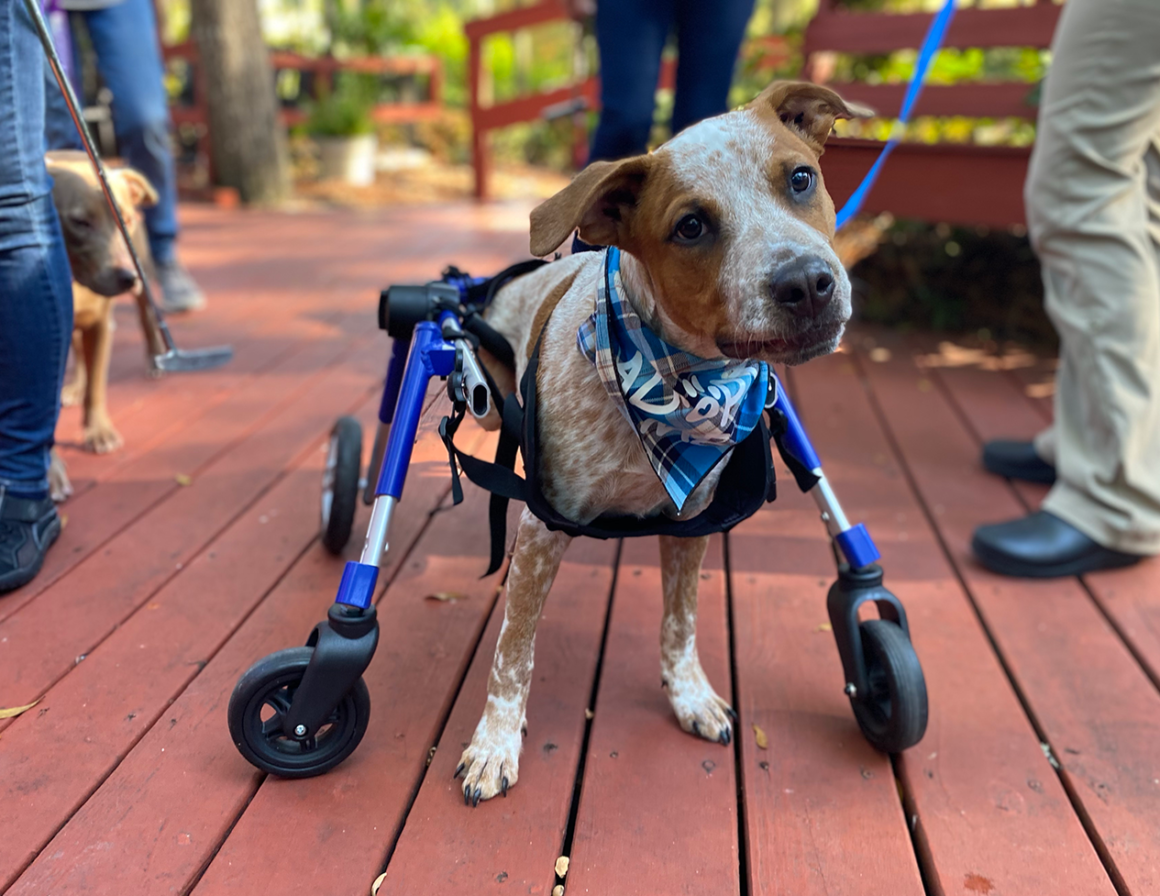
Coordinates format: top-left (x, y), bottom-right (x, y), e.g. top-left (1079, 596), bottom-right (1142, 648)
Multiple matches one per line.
top-left (112, 268), bottom-right (138, 294)
top-left (769, 257), bottom-right (835, 317)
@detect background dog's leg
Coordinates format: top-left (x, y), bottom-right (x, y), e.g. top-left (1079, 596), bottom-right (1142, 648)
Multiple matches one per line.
top-left (61, 330), bottom-right (86, 407)
top-left (659, 535), bottom-right (735, 745)
top-left (48, 449), bottom-right (73, 503)
top-left (458, 508), bottom-right (571, 805)
top-left (80, 306), bottom-right (122, 454)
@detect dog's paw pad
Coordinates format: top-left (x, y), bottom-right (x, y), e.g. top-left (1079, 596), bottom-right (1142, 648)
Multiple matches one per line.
top-left (457, 727), bottom-right (522, 806)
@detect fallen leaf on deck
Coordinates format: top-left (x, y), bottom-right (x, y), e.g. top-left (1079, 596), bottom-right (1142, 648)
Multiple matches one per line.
top-left (555, 856), bottom-right (569, 878)
top-left (584, 708), bottom-right (594, 720)
top-left (371, 871), bottom-right (387, 895)
top-left (0, 701), bottom-right (39, 719)
top-left (552, 886), bottom-right (564, 896)
top-left (753, 724), bottom-right (768, 750)
top-left (425, 592), bottom-right (465, 603)
top-left (60, 514), bottom-right (68, 529)
top-left (174, 474), bottom-right (192, 486)
top-left (868, 347), bottom-right (892, 363)
top-left (814, 622), bottom-right (832, 633)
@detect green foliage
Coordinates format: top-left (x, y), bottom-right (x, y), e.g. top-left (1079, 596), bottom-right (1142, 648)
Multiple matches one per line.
top-left (852, 222), bottom-right (1055, 345)
top-left (306, 73), bottom-right (376, 137)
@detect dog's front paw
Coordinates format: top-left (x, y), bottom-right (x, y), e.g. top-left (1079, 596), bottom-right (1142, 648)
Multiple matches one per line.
top-left (456, 713), bottom-right (524, 806)
top-left (665, 664), bottom-right (735, 746)
top-left (83, 421), bottom-right (123, 454)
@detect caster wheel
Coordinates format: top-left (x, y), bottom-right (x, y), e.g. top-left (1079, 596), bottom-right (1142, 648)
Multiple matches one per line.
top-left (321, 416), bottom-right (362, 555)
top-left (850, 619), bottom-right (928, 754)
top-left (228, 647), bottom-right (371, 778)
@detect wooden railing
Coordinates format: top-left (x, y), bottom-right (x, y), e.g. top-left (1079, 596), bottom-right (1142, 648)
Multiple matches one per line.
top-left (804, 0), bottom-right (1063, 227)
top-left (465, 0), bottom-right (790, 200)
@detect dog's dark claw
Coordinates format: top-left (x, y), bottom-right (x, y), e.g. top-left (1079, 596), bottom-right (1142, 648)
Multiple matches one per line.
top-left (472, 787), bottom-right (482, 808)
top-left (692, 721), bottom-right (701, 737)
top-left (725, 705), bottom-right (738, 723)
top-left (501, 776), bottom-right (509, 796)
top-left (454, 762), bottom-right (466, 779)
top-left (464, 784), bottom-right (471, 806)
top-left (719, 727), bottom-right (731, 746)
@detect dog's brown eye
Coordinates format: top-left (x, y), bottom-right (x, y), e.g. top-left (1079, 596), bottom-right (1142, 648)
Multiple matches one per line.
top-left (790, 167), bottom-right (814, 194)
top-left (675, 214), bottom-right (703, 242)
top-left (67, 214), bottom-right (93, 232)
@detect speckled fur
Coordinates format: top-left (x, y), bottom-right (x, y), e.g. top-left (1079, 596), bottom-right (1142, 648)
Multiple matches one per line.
top-left (460, 81), bottom-right (866, 804)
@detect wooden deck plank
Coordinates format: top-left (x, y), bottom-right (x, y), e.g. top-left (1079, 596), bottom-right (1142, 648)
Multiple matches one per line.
top-left (2, 313), bottom-right (348, 624)
top-left (0, 331), bottom-right (382, 727)
top-left (882, 351), bottom-right (1160, 894)
top-left (789, 353), bottom-right (1117, 896)
top-left (370, 538), bottom-right (617, 896)
top-left (566, 536), bottom-right (740, 896)
top-left (188, 470), bottom-right (511, 896)
top-left (0, 390), bottom-right (377, 889)
top-left (927, 356), bottom-right (1160, 691)
top-left (730, 482), bottom-right (925, 894)
top-left (28, 207), bottom-right (512, 614)
top-left (4, 418), bottom-right (468, 896)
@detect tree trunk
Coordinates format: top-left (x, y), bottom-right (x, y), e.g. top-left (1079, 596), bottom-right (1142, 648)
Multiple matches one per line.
top-left (191, 0), bottom-right (289, 205)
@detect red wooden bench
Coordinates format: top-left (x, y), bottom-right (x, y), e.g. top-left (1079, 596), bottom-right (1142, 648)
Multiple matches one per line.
top-left (806, 0), bottom-right (1062, 228)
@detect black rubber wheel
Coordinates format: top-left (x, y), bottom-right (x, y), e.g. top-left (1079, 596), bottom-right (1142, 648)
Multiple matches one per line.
top-left (321, 416), bottom-right (362, 555)
top-left (850, 619), bottom-right (928, 754)
top-left (227, 647), bottom-right (371, 778)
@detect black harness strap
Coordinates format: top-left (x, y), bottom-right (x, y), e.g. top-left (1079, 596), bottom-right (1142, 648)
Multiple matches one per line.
top-left (436, 257), bottom-right (796, 577)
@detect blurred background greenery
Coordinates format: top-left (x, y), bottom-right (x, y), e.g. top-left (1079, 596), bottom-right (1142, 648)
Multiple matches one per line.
top-left (156, 0), bottom-right (1055, 344)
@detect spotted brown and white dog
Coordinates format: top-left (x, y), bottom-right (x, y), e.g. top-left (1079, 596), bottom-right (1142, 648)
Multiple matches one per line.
top-left (459, 81), bottom-right (869, 804)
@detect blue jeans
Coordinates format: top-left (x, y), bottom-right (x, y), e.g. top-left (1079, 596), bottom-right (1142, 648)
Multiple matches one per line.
top-left (44, 0), bottom-right (179, 265)
top-left (0, 0), bottom-right (74, 499)
top-left (589, 0), bottom-right (755, 162)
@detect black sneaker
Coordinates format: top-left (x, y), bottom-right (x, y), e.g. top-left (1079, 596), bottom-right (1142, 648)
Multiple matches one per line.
top-left (0, 492), bottom-right (62, 594)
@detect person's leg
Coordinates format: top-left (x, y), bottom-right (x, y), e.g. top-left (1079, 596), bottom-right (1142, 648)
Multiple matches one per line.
top-left (82, 0), bottom-right (204, 311)
top-left (974, 0), bottom-right (1160, 574)
top-left (670, 0), bottom-right (754, 136)
top-left (42, 13), bottom-right (84, 154)
top-left (588, 0), bottom-right (673, 163)
top-left (81, 0), bottom-right (176, 264)
top-left (0, 0), bottom-right (73, 592)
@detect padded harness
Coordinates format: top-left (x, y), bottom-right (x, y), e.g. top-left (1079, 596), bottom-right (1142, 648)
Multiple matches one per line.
top-left (438, 261), bottom-right (813, 576)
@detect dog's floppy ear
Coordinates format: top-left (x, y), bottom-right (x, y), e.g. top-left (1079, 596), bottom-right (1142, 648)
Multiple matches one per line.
top-left (750, 81), bottom-right (872, 156)
top-left (117, 168), bottom-right (159, 209)
top-left (529, 155), bottom-right (651, 257)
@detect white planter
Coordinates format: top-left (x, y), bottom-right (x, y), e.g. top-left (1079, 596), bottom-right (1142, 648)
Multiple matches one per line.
top-left (316, 134), bottom-right (378, 186)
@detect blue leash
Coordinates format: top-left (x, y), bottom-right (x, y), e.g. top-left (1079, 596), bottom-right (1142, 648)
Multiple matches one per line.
top-left (834, 0), bottom-right (958, 229)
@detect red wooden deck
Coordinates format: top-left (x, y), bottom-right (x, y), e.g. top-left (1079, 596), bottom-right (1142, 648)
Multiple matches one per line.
top-left (3, 204), bottom-right (1159, 896)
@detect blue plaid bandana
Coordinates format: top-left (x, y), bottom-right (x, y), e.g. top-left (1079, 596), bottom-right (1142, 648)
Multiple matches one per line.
top-left (577, 247), bottom-right (769, 513)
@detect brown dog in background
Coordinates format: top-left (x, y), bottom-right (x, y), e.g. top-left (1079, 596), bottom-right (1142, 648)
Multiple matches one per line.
top-left (45, 151), bottom-right (157, 499)
top-left (47, 151), bottom-right (158, 453)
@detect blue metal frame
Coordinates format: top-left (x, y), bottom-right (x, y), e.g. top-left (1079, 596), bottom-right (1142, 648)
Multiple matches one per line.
top-left (335, 311), bottom-right (460, 609)
top-left (336, 300), bottom-right (885, 611)
top-left (768, 375), bottom-right (882, 570)
top-left (375, 313), bottom-right (458, 500)
top-left (377, 333), bottom-right (410, 425)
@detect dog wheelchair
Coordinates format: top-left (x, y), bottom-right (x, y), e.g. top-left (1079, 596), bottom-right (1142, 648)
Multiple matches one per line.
top-left (227, 263), bottom-right (929, 778)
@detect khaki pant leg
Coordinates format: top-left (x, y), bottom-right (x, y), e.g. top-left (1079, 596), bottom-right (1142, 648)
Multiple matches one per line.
top-left (1025, 0), bottom-right (1160, 554)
